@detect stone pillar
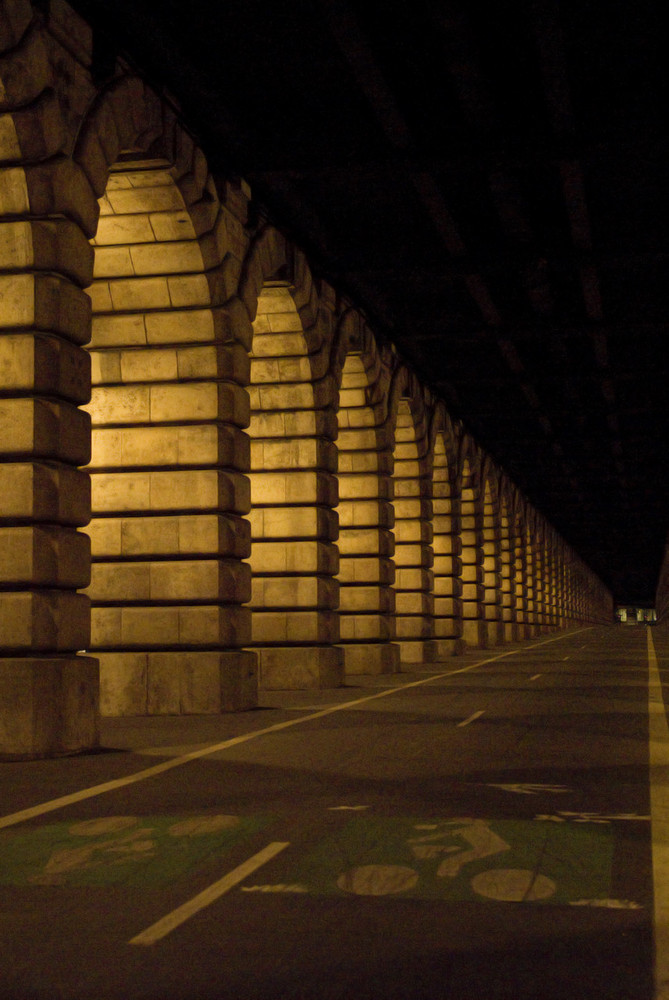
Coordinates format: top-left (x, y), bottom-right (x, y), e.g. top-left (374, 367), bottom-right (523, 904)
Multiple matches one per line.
top-left (482, 480), bottom-right (503, 646)
top-left (0, 219), bottom-right (99, 755)
top-left (431, 432), bottom-right (463, 656)
top-left (499, 496), bottom-right (517, 642)
top-left (459, 460), bottom-right (486, 648)
top-left (0, 5), bottom-right (101, 755)
top-left (533, 529), bottom-right (546, 631)
top-left (85, 163), bottom-right (256, 714)
top-left (524, 525), bottom-right (540, 636)
top-left (544, 532), bottom-right (558, 631)
top-left (514, 518), bottom-right (531, 639)
top-left (247, 283), bottom-right (343, 689)
top-left (392, 400), bottom-right (434, 663)
top-left (337, 352), bottom-right (399, 674)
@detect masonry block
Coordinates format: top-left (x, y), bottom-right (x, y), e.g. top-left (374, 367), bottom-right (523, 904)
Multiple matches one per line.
top-left (0, 273), bottom-right (91, 344)
top-left (256, 646), bottom-right (343, 690)
top-left (90, 423), bottom-right (249, 470)
top-left (248, 540), bottom-right (338, 574)
top-left (251, 610), bottom-right (339, 644)
top-left (251, 470), bottom-right (337, 506)
top-left (0, 656), bottom-right (99, 758)
top-left (0, 333), bottom-right (91, 404)
top-left (86, 513), bottom-right (250, 559)
top-left (338, 556), bottom-right (395, 585)
top-left (337, 527), bottom-right (394, 556)
top-left (0, 590), bottom-right (90, 651)
top-left (98, 649), bottom-right (257, 715)
top-left (342, 642), bottom-right (400, 676)
top-left (247, 506), bottom-right (338, 541)
top-left (87, 558), bottom-right (251, 604)
top-left (0, 462), bottom-right (90, 525)
top-left (0, 397), bottom-right (90, 464)
top-left (91, 604), bottom-right (251, 648)
top-left (0, 525), bottom-right (90, 587)
top-left (91, 469), bottom-right (250, 515)
top-left (250, 576), bottom-right (338, 610)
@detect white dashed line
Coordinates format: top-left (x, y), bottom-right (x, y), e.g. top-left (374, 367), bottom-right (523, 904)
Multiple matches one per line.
top-left (129, 841), bottom-right (290, 946)
top-left (0, 627), bottom-right (592, 833)
top-left (457, 710), bottom-right (485, 728)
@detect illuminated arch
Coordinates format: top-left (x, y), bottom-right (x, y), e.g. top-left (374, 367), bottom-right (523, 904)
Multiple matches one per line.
top-left (81, 82), bottom-right (256, 715)
top-left (332, 312), bottom-right (399, 675)
top-left (387, 366), bottom-right (434, 663)
top-left (456, 439), bottom-right (486, 648)
top-left (240, 235), bottom-right (343, 689)
top-left (428, 408), bottom-right (464, 656)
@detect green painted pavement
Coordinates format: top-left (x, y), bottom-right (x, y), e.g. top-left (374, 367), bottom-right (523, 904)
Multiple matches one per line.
top-left (280, 816), bottom-right (619, 905)
top-left (0, 813), bottom-right (269, 887)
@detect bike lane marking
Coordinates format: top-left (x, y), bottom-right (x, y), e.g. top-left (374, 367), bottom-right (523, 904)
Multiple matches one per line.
top-left (129, 841), bottom-right (290, 946)
top-left (647, 627), bottom-right (669, 998)
top-left (457, 711), bottom-right (485, 728)
top-left (0, 628), bottom-right (591, 834)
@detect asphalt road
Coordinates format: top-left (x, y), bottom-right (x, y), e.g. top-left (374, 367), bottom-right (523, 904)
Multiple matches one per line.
top-left (0, 625), bottom-right (663, 999)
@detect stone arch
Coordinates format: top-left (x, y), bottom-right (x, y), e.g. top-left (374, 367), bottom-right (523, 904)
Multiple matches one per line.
top-left (79, 76), bottom-right (255, 716)
top-left (387, 364), bottom-right (434, 663)
top-left (511, 500), bottom-right (533, 638)
top-left (522, 507), bottom-right (542, 636)
top-left (332, 311), bottom-right (399, 675)
top-left (239, 229), bottom-right (342, 690)
top-left (480, 460), bottom-right (504, 647)
top-left (498, 479), bottom-right (520, 642)
top-left (456, 438), bottom-right (486, 648)
top-left (428, 407), bottom-right (463, 657)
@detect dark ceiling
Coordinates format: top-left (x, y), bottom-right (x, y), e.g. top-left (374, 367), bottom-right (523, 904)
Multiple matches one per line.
top-left (72, 0), bottom-right (669, 604)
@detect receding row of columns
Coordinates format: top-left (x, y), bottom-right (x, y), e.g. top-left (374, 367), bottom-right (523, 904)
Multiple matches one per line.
top-left (0, 0), bottom-right (613, 757)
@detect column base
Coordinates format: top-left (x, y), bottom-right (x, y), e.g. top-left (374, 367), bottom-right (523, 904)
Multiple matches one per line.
top-left (98, 650), bottom-right (258, 716)
top-left (0, 656), bottom-right (99, 759)
top-left (342, 642), bottom-right (400, 675)
top-left (461, 619), bottom-right (489, 648)
top-left (429, 637), bottom-right (467, 659)
top-left (256, 646), bottom-right (344, 690)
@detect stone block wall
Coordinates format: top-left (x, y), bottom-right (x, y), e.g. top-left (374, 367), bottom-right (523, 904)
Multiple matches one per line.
top-left (0, 0), bottom-right (615, 756)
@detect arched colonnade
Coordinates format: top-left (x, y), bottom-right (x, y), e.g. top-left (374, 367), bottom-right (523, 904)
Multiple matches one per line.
top-left (0, 1), bottom-right (613, 756)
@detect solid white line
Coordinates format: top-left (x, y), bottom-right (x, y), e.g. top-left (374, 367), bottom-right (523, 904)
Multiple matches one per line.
top-left (0, 627), bottom-right (591, 832)
top-left (129, 841), bottom-right (289, 946)
top-left (646, 628), bottom-right (669, 999)
top-left (457, 710), bottom-right (484, 728)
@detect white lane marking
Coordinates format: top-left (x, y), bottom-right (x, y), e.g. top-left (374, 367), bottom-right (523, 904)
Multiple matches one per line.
top-left (129, 841), bottom-right (289, 946)
top-left (530, 673), bottom-right (542, 681)
top-left (457, 710), bottom-right (484, 728)
top-left (485, 783), bottom-right (570, 796)
top-left (647, 628), bottom-right (669, 998)
top-left (0, 627), bottom-right (592, 832)
top-left (328, 805), bottom-right (370, 811)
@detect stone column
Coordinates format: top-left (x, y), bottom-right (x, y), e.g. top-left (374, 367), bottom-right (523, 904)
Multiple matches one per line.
top-left (499, 495), bottom-right (517, 642)
top-left (392, 400), bottom-right (434, 663)
top-left (459, 460), bottom-right (486, 648)
top-left (431, 431), bottom-right (463, 657)
top-left (482, 480), bottom-right (503, 646)
top-left (0, 211), bottom-right (98, 753)
top-left (337, 351), bottom-right (399, 675)
top-left (247, 283), bottom-right (342, 689)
